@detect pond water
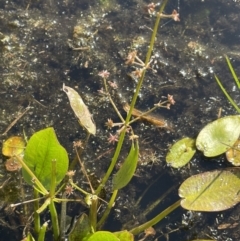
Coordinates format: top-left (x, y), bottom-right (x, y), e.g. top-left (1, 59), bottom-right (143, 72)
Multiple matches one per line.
top-left (0, 0), bottom-right (240, 240)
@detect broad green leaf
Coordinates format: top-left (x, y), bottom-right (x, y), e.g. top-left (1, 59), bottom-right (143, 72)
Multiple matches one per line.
top-left (23, 127), bottom-right (69, 190)
top-left (86, 231), bottom-right (119, 241)
top-left (112, 141), bottom-right (139, 190)
top-left (166, 137), bottom-right (196, 168)
top-left (69, 213), bottom-right (91, 241)
top-left (114, 230), bottom-right (134, 241)
top-left (196, 116), bottom-right (240, 157)
top-left (2, 136), bottom-right (25, 157)
top-left (179, 169), bottom-right (240, 211)
top-left (226, 139), bottom-right (240, 166)
top-left (63, 84), bottom-right (96, 135)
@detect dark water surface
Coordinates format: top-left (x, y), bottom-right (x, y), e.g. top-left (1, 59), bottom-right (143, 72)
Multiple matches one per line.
top-left (0, 0), bottom-right (240, 240)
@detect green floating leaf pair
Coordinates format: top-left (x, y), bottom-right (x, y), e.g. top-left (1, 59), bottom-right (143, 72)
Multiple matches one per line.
top-left (167, 116), bottom-right (240, 169)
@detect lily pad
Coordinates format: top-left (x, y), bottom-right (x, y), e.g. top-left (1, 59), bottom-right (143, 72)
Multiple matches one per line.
top-left (226, 139), bottom-right (240, 166)
top-left (179, 169), bottom-right (240, 211)
top-left (196, 115), bottom-right (240, 157)
top-left (2, 136), bottom-right (25, 157)
top-left (166, 137), bottom-right (196, 168)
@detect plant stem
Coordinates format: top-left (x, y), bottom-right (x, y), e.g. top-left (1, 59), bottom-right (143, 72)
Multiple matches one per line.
top-left (16, 155), bottom-right (48, 195)
top-left (214, 74), bottom-right (240, 113)
top-left (96, 0), bottom-right (169, 196)
top-left (129, 199), bottom-right (181, 235)
top-left (97, 189), bottom-right (118, 229)
top-left (37, 222), bottom-right (48, 241)
top-left (49, 201), bottom-right (60, 241)
top-left (34, 189), bottom-right (40, 234)
top-left (89, 196), bottom-right (98, 232)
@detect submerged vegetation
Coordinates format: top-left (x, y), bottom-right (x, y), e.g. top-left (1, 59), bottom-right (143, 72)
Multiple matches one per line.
top-left (1, 0), bottom-right (240, 241)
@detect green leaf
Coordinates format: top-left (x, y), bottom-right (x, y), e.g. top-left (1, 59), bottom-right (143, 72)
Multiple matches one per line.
top-left (23, 127), bottom-right (69, 190)
top-left (166, 137), bottom-right (196, 168)
top-left (113, 230), bottom-right (134, 241)
top-left (226, 139), bottom-right (240, 166)
top-left (225, 55), bottom-right (240, 89)
top-left (112, 141), bottom-right (139, 190)
top-left (63, 84), bottom-right (96, 135)
top-left (196, 115), bottom-right (240, 157)
top-left (214, 75), bottom-right (240, 113)
top-left (86, 231), bottom-right (119, 241)
top-left (179, 169), bottom-right (240, 211)
top-left (69, 213), bottom-right (91, 241)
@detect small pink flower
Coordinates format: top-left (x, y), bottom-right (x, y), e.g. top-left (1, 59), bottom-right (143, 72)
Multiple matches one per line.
top-left (108, 81), bottom-right (118, 89)
top-left (107, 133), bottom-right (119, 144)
top-left (98, 70), bottom-right (110, 79)
top-left (171, 10), bottom-right (180, 22)
top-left (167, 94), bottom-right (175, 105)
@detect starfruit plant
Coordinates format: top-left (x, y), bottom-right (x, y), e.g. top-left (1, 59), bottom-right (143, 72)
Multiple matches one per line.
top-left (1, 1), bottom-right (186, 240)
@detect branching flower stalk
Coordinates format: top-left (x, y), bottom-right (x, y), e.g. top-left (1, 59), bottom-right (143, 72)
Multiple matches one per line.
top-left (95, 0), bottom-right (171, 229)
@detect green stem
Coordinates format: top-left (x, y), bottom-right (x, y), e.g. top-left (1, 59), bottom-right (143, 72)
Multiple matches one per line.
top-left (97, 189), bottom-right (118, 230)
top-left (214, 74), bottom-right (240, 113)
top-left (89, 196), bottom-right (98, 232)
top-left (34, 189), bottom-right (40, 234)
top-left (225, 55), bottom-right (240, 89)
top-left (129, 199), bottom-right (181, 235)
top-left (69, 179), bottom-right (91, 196)
top-left (37, 222), bottom-right (48, 241)
top-left (15, 156), bottom-right (48, 195)
top-left (96, 0), bottom-right (169, 196)
top-left (49, 201), bottom-right (60, 241)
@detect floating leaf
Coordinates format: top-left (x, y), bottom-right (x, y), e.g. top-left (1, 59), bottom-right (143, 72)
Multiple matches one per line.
top-left (179, 169), bottom-right (240, 211)
top-left (5, 157), bottom-right (22, 171)
top-left (69, 213), bottom-right (91, 241)
top-left (22, 127), bottom-right (69, 190)
top-left (226, 139), bottom-right (240, 166)
top-left (112, 141), bottom-right (139, 190)
top-left (196, 116), bottom-right (240, 157)
top-left (2, 136), bottom-right (25, 157)
top-left (114, 230), bottom-right (134, 241)
top-left (63, 84), bottom-right (96, 135)
top-left (166, 137), bottom-right (196, 168)
top-left (86, 231), bottom-right (119, 241)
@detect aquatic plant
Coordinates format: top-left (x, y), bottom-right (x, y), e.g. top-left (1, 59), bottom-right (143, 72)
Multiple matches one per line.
top-left (1, 1), bottom-right (182, 241)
